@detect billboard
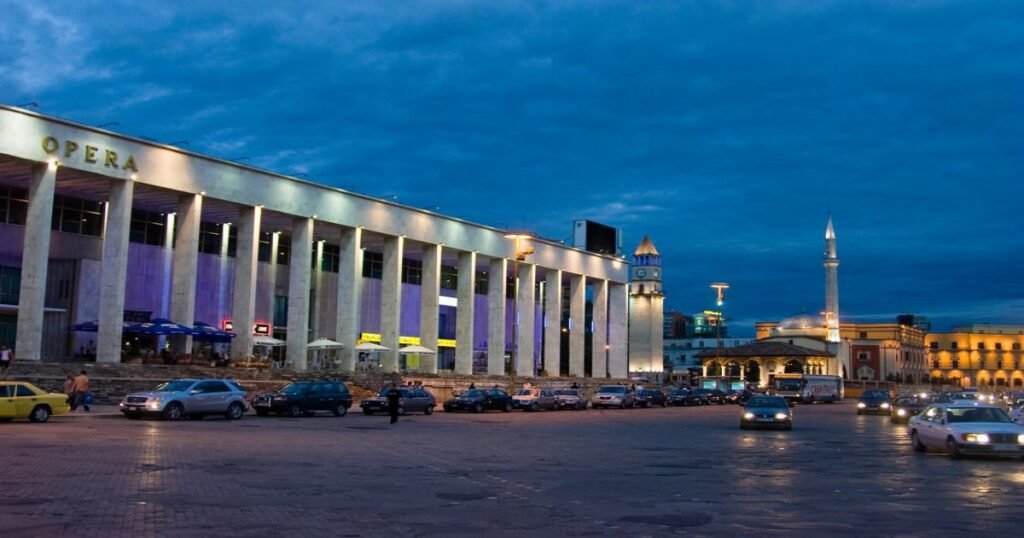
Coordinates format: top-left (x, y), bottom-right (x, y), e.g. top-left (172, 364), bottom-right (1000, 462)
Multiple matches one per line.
top-left (572, 220), bottom-right (621, 255)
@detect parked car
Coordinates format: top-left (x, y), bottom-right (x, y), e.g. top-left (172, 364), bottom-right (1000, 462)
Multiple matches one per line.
top-left (553, 389), bottom-right (588, 410)
top-left (740, 395), bottom-right (793, 430)
top-left (725, 389), bottom-right (753, 405)
top-left (634, 388), bottom-right (668, 408)
top-left (856, 390), bottom-right (892, 415)
top-left (909, 401), bottom-right (1024, 459)
top-left (360, 386), bottom-right (436, 416)
top-left (890, 396), bottom-right (928, 424)
top-left (443, 388), bottom-right (513, 413)
top-left (252, 380), bottom-right (353, 417)
top-left (120, 379), bottom-right (248, 420)
top-left (1009, 404), bottom-right (1024, 424)
top-left (590, 385), bottom-right (635, 409)
top-left (668, 388), bottom-right (705, 406)
top-left (512, 388), bottom-right (559, 411)
top-left (690, 388), bottom-right (724, 405)
top-left (0, 382), bottom-right (70, 423)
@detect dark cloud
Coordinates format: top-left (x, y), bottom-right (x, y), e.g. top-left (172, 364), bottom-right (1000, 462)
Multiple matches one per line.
top-left (2, 0), bottom-right (1022, 332)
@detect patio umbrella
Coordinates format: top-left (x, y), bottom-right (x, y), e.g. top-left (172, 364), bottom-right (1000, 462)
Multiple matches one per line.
top-left (192, 321), bottom-right (236, 343)
top-left (307, 338), bottom-right (344, 350)
top-left (253, 335), bottom-right (287, 347)
top-left (355, 342), bottom-right (390, 351)
top-left (130, 318), bottom-right (195, 335)
top-left (69, 320), bottom-right (141, 332)
top-left (398, 345), bottom-right (435, 354)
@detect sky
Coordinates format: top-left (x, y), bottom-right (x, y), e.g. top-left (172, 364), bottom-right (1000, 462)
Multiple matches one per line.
top-left (1, 0), bottom-right (1021, 334)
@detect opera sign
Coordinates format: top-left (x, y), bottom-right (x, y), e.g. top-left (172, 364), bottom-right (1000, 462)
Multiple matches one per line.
top-left (41, 136), bottom-right (138, 173)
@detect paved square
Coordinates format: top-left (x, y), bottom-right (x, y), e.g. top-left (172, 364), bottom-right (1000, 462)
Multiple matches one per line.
top-left (1, 402), bottom-right (1022, 536)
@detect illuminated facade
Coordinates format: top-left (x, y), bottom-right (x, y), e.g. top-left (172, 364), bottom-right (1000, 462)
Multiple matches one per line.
top-left (0, 104), bottom-right (631, 377)
top-left (927, 325), bottom-right (1024, 388)
top-left (628, 236), bottom-right (664, 376)
top-left (824, 216), bottom-right (840, 343)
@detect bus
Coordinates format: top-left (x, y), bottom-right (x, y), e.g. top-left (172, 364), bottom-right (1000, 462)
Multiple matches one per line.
top-left (772, 374), bottom-right (843, 404)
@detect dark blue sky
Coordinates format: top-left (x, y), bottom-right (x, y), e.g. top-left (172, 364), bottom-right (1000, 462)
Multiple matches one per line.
top-left (2, 1), bottom-right (1022, 333)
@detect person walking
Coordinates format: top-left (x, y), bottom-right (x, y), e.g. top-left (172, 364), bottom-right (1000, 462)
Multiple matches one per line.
top-left (0, 344), bottom-right (13, 371)
top-left (62, 374), bottom-right (75, 403)
top-left (70, 370), bottom-right (91, 412)
top-left (386, 383), bottom-right (402, 425)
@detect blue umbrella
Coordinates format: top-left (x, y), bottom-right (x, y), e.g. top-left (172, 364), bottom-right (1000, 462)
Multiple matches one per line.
top-left (130, 318), bottom-right (194, 335)
top-left (192, 321), bottom-right (235, 343)
top-left (70, 320), bottom-right (141, 332)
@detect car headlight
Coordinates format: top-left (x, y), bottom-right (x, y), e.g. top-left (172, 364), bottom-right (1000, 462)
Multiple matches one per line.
top-left (1018, 434), bottom-right (1024, 445)
top-left (880, 403), bottom-right (891, 409)
top-left (775, 413), bottom-right (789, 420)
top-left (743, 412), bottom-right (755, 420)
top-left (857, 402), bottom-right (866, 408)
top-left (897, 409), bottom-right (907, 416)
top-left (147, 401), bottom-right (161, 411)
top-left (963, 433), bottom-right (990, 444)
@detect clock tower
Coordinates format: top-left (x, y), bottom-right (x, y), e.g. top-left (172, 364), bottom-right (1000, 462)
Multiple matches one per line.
top-left (628, 235), bottom-right (664, 376)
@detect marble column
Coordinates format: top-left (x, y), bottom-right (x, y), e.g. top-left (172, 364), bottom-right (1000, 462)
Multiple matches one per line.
top-left (216, 223), bottom-right (231, 327)
top-left (336, 227), bottom-right (361, 372)
top-left (311, 240), bottom-right (324, 340)
top-left (380, 235), bottom-right (403, 373)
top-left (487, 257), bottom-right (507, 376)
top-left (455, 251), bottom-right (476, 375)
top-left (591, 279), bottom-right (609, 379)
top-left (608, 283), bottom-right (628, 379)
top-left (516, 262), bottom-right (536, 378)
top-left (14, 162), bottom-right (57, 360)
top-left (419, 243), bottom-right (441, 374)
top-left (169, 193), bottom-right (202, 354)
top-left (230, 206), bottom-right (261, 359)
top-left (568, 274), bottom-right (586, 377)
top-left (156, 213), bottom-right (175, 353)
top-left (286, 217), bottom-right (313, 370)
top-left (265, 232), bottom-right (280, 327)
top-left (543, 269), bottom-right (562, 377)
top-left (96, 179), bottom-right (134, 363)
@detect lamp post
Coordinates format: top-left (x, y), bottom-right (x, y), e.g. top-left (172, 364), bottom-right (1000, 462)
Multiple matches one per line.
top-left (710, 282), bottom-right (729, 377)
top-left (505, 232), bottom-right (534, 393)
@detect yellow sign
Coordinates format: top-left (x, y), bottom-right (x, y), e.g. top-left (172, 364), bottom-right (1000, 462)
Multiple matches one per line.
top-left (42, 136), bottom-right (138, 173)
top-left (360, 333), bottom-right (456, 348)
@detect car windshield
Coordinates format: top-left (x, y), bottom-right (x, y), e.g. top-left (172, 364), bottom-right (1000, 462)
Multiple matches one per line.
top-left (670, 389), bottom-right (688, 395)
top-left (775, 379), bottom-right (802, 391)
top-left (747, 397), bottom-right (786, 407)
top-left (554, 390), bottom-right (578, 396)
top-left (461, 390), bottom-right (484, 398)
top-left (154, 380), bottom-right (196, 392)
top-left (281, 383), bottom-right (309, 394)
top-left (894, 397), bottom-right (920, 405)
top-left (863, 391), bottom-right (889, 399)
top-left (947, 407), bottom-right (1011, 423)
top-left (952, 393), bottom-right (978, 400)
top-left (514, 390), bottom-right (535, 396)
top-left (691, 389), bottom-right (710, 394)
top-left (598, 386), bottom-right (626, 394)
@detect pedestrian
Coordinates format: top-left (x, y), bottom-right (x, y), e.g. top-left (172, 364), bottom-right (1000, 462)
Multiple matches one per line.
top-left (468, 382), bottom-right (476, 389)
top-left (62, 374), bottom-right (75, 397)
top-left (0, 344), bottom-right (13, 371)
top-left (70, 370), bottom-right (91, 412)
top-left (570, 382), bottom-right (579, 389)
top-left (386, 383), bottom-right (402, 425)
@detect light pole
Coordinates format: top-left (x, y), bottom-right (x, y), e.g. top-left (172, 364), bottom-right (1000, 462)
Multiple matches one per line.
top-left (710, 283), bottom-right (729, 378)
top-left (505, 232), bottom-right (534, 393)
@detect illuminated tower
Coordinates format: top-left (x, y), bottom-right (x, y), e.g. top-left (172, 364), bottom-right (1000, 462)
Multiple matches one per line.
top-left (824, 216), bottom-right (840, 343)
top-left (628, 235), bottom-right (664, 375)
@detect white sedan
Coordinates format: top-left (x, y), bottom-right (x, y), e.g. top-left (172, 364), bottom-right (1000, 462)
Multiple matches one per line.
top-left (909, 401), bottom-right (1024, 459)
top-left (1010, 405), bottom-right (1024, 424)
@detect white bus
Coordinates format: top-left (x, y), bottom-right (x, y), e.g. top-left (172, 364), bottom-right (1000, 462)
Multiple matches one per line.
top-left (772, 374), bottom-right (844, 403)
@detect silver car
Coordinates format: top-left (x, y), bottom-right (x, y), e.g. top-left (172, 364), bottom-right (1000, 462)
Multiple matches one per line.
top-left (512, 388), bottom-right (559, 411)
top-left (590, 385), bottom-right (635, 409)
top-left (554, 389), bottom-right (588, 410)
top-left (120, 379), bottom-right (248, 420)
top-left (909, 401), bottom-right (1024, 458)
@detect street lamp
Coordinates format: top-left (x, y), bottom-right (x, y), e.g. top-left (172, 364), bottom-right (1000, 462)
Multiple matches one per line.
top-left (710, 283), bottom-right (729, 377)
top-left (505, 232), bottom-right (534, 392)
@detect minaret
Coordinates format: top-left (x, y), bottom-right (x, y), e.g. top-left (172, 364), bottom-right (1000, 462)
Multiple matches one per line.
top-left (628, 235), bottom-right (664, 376)
top-left (824, 216), bottom-right (840, 343)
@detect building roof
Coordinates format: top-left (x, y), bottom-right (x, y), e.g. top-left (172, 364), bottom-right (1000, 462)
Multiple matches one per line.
top-left (634, 235), bottom-right (660, 256)
top-left (695, 340), bottom-right (834, 359)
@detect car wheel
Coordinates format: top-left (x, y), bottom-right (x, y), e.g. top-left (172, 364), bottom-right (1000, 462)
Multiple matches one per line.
top-left (784, 423), bottom-right (793, 431)
top-left (29, 405), bottom-right (50, 423)
top-left (911, 431), bottom-right (926, 452)
top-left (661, 401), bottom-right (668, 408)
top-left (474, 403), bottom-right (484, 414)
top-left (226, 402), bottom-right (244, 420)
top-left (424, 405), bottom-right (434, 416)
top-left (288, 404), bottom-right (303, 418)
top-left (946, 437), bottom-right (962, 459)
top-left (189, 414), bottom-right (203, 420)
top-left (531, 402), bottom-right (540, 412)
top-left (579, 403), bottom-right (586, 410)
top-left (503, 402), bottom-right (512, 412)
top-left (397, 407), bottom-right (406, 417)
top-left (255, 409), bottom-right (269, 417)
top-left (163, 402), bottom-right (184, 421)
top-left (645, 401), bottom-right (653, 409)
top-left (333, 404), bottom-right (348, 417)
top-left (620, 401), bottom-right (626, 409)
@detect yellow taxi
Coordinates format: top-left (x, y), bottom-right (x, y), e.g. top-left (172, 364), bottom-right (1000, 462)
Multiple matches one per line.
top-left (0, 381), bottom-right (71, 422)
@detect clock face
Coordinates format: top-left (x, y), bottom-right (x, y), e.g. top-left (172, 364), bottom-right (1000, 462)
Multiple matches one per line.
top-left (636, 268), bottom-right (647, 278)
top-left (652, 269), bottom-right (660, 278)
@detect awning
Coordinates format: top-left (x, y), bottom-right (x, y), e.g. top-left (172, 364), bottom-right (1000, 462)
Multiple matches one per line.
top-left (307, 338), bottom-right (344, 350)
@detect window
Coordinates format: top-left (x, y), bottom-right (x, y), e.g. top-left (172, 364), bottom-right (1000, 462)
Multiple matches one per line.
top-left (273, 296), bottom-right (288, 327)
top-left (402, 259), bottom-right (422, 285)
top-left (0, 187), bottom-right (28, 225)
top-left (951, 342), bottom-right (958, 350)
top-left (859, 331), bottom-right (868, 339)
top-left (995, 342), bottom-right (1003, 350)
top-left (320, 243), bottom-right (340, 273)
top-left (51, 195), bottom-right (104, 237)
top-left (951, 358), bottom-right (959, 369)
top-left (276, 235), bottom-right (290, 265)
top-left (929, 342), bottom-right (938, 350)
top-left (362, 251), bottom-right (382, 278)
top-left (16, 385), bottom-right (35, 397)
top-left (198, 221), bottom-right (237, 255)
top-left (858, 352), bottom-right (869, 361)
top-left (0, 266), bottom-right (20, 304)
top-left (978, 342), bottom-right (986, 350)
top-left (932, 359), bottom-right (940, 369)
top-left (1014, 343), bottom-right (1022, 351)
top-left (440, 265), bottom-right (457, 290)
top-left (257, 233), bottom-right (290, 264)
top-left (129, 209), bottom-right (167, 246)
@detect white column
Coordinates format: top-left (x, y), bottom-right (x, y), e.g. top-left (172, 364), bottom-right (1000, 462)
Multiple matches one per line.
top-left (95, 179), bottom-right (134, 363)
top-left (516, 262), bottom-right (536, 378)
top-left (336, 227), bottom-right (362, 372)
top-left (265, 232), bottom-right (280, 327)
top-left (487, 257), bottom-right (507, 376)
top-left (169, 193), bottom-right (202, 354)
top-left (380, 235), bottom-right (403, 373)
top-left (568, 274), bottom-right (586, 377)
top-left (230, 206), bottom-right (261, 359)
top-left (311, 240), bottom-right (324, 340)
top-left (455, 251), bottom-right (476, 375)
top-left (543, 269), bottom-right (562, 377)
top-left (286, 217), bottom-right (313, 370)
top-left (419, 243), bottom-right (440, 374)
top-left (216, 223), bottom-right (231, 326)
top-left (608, 282), bottom-right (628, 379)
top-left (14, 163), bottom-right (57, 360)
top-left (156, 212), bottom-right (175, 353)
top-left (592, 279), bottom-right (609, 379)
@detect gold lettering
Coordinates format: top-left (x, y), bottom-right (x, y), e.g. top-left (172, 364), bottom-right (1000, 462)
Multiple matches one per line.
top-left (84, 145), bottom-right (98, 163)
top-left (64, 140), bottom-right (79, 158)
top-left (104, 150), bottom-right (119, 168)
top-left (42, 136), bottom-right (59, 153)
top-left (122, 155), bottom-right (138, 172)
